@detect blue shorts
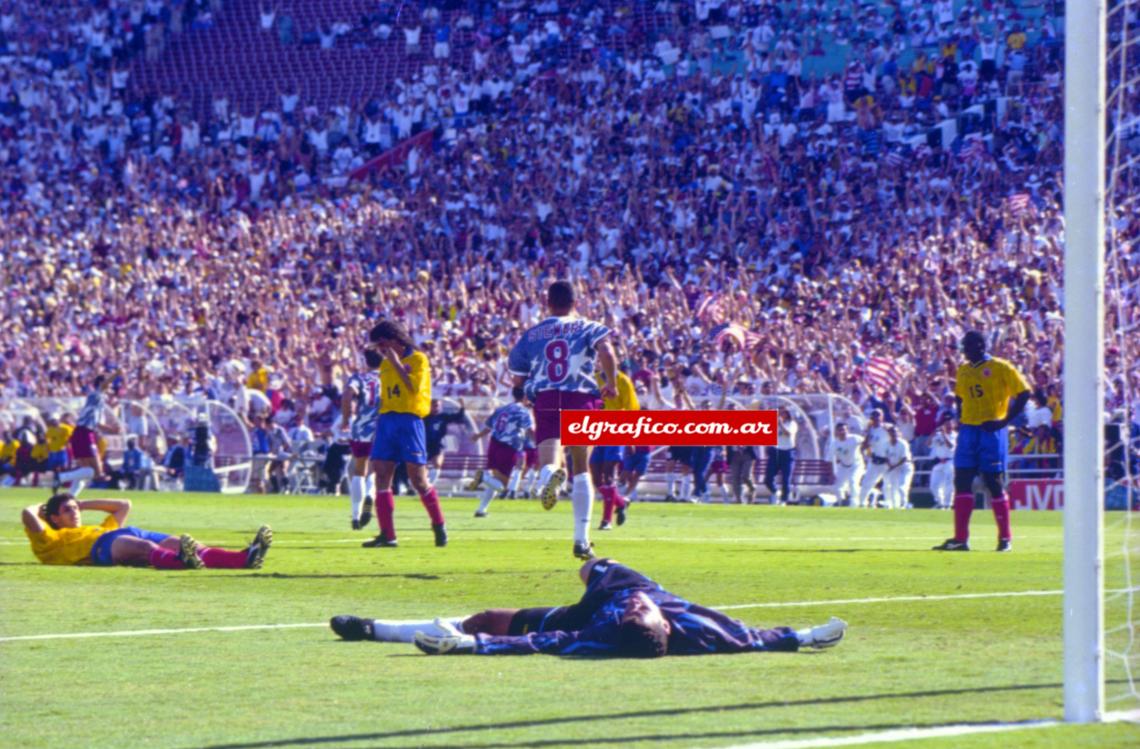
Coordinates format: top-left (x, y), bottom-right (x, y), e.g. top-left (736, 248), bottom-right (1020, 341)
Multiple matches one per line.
top-left (46, 451), bottom-right (68, 470)
top-left (590, 445), bottom-right (625, 465)
top-left (90, 527), bottom-right (172, 566)
top-left (370, 412), bottom-right (428, 465)
top-left (622, 449), bottom-right (650, 475)
top-left (954, 424), bottom-right (1008, 474)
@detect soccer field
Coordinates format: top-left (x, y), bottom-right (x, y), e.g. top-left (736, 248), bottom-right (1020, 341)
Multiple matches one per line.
top-left (1, 489), bottom-right (1137, 749)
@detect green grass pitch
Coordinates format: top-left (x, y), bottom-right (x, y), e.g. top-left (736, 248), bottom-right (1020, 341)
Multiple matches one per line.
top-left (1, 488), bottom-right (1137, 749)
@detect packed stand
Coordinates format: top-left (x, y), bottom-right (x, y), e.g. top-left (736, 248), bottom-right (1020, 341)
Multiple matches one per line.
top-left (1, 1), bottom-right (1137, 496)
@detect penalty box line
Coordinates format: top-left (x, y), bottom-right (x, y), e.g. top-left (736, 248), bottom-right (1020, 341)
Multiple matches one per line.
top-left (0, 588), bottom-right (1066, 643)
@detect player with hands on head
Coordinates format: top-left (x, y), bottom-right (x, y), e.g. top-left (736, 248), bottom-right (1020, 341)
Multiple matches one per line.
top-left (362, 320), bottom-right (448, 549)
top-left (22, 494), bottom-right (271, 570)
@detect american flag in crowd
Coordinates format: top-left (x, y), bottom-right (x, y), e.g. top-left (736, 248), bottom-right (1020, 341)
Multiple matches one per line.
top-left (695, 292), bottom-right (726, 323)
top-left (1007, 192), bottom-right (1034, 217)
top-left (862, 356), bottom-right (913, 395)
top-left (709, 322), bottom-right (763, 350)
top-left (884, 150), bottom-right (907, 168)
top-left (959, 137), bottom-right (989, 162)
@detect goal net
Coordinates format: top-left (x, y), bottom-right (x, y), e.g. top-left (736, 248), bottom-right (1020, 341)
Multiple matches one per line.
top-left (1067, 0), bottom-right (1140, 724)
top-left (1103, 0), bottom-right (1140, 721)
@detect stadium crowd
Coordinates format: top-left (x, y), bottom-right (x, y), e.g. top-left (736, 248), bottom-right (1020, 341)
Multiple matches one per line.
top-left (1, 1), bottom-right (1137, 487)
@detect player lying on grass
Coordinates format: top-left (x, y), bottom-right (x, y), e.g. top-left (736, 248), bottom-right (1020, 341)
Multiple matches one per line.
top-left (21, 494), bottom-right (272, 570)
top-left (330, 558), bottom-right (846, 657)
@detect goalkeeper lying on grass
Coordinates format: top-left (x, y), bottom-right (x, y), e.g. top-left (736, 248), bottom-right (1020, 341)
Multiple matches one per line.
top-left (21, 493), bottom-right (272, 570)
top-left (331, 558), bottom-right (846, 657)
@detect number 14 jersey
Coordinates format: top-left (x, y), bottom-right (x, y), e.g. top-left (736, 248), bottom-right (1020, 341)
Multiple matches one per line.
top-left (508, 316), bottom-right (611, 398)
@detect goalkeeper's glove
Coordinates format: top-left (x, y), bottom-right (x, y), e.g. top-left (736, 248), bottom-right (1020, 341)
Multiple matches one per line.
top-left (413, 619), bottom-right (476, 655)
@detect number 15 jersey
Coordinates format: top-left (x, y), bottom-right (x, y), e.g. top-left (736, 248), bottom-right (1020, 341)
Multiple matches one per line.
top-left (954, 356), bottom-right (1029, 426)
top-left (508, 316), bottom-right (611, 398)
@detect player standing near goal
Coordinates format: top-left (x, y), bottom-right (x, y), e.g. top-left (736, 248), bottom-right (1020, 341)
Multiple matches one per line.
top-left (933, 330), bottom-right (1030, 552)
top-left (508, 280), bottom-right (618, 560)
top-left (342, 349), bottom-right (383, 530)
top-left (363, 321), bottom-right (448, 549)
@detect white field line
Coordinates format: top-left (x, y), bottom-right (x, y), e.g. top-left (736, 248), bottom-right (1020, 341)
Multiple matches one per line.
top-left (715, 709), bottom-right (1140, 749)
top-left (0, 588), bottom-right (1070, 643)
top-left (712, 720), bottom-right (1060, 749)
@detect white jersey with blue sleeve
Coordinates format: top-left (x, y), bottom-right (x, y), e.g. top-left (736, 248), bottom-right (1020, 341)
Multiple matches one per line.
top-left (347, 371), bottom-right (381, 442)
top-left (487, 402), bottom-right (534, 451)
top-left (508, 316), bottom-right (610, 398)
top-left (77, 390), bottom-right (107, 429)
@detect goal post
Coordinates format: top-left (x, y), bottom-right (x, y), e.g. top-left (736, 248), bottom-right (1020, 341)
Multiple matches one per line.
top-left (1062, 0), bottom-right (1107, 724)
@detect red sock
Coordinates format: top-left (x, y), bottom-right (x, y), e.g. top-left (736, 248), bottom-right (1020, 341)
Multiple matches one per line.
top-left (148, 547), bottom-right (185, 570)
top-left (198, 547), bottom-right (248, 569)
top-left (376, 490), bottom-right (396, 538)
top-left (601, 486), bottom-right (615, 523)
top-left (953, 492), bottom-right (974, 542)
top-left (992, 495), bottom-right (1012, 541)
top-left (419, 486), bottom-right (445, 526)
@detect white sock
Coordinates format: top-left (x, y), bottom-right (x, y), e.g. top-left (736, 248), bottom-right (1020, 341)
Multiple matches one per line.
top-left (369, 617), bottom-right (465, 643)
top-left (525, 471), bottom-right (539, 493)
top-left (680, 475), bottom-right (692, 500)
top-left (629, 486), bottom-right (639, 502)
top-left (59, 467), bottom-right (95, 483)
top-left (720, 485), bottom-right (730, 503)
top-left (349, 476), bottom-right (365, 519)
top-left (70, 479), bottom-right (87, 496)
top-left (507, 467), bottom-right (522, 493)
top-left (366, 472), bottom-right (375, 500)
top-left (666, 471), bottom-right (676, 495)
top-left (571, 473), bottom-right (593, 545)
top-left (428, 466), bottom-right (440, 485)
top-left (476, 475), bottom-right (505, 514)
top-left (538, 464), bottom-right (555, 489)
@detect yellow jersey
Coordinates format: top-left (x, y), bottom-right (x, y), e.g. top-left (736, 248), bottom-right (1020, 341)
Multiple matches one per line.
top-left (379, 349), bottom-right (431, 418)
top-left (26, 514), bottom-right (119, 566)
top-left (246, 367), bottom-right (269, 392)
top-left (45, 424), bottom-right (74, 452)
top-left (31, 443), bottom-right (49, 462)
top-left (955, 357), bottom-right (1030, 426)
top-left (0, 439), bottom-right (19, 462)
top-left (596, 371), bottom-right (640, 412)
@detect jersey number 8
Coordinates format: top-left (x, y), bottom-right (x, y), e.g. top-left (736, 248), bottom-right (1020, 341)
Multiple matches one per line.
top-left (545, 340), bottom-right (570, 383)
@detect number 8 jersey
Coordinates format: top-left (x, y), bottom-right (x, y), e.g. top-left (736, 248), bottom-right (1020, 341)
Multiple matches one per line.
top-left (508, 316), bottom-right (611, 398)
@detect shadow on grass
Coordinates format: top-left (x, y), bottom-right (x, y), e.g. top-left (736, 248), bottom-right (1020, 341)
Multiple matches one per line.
top-left (210, 573), bottom-right (442, 581)
top-left (199, 681), bottom-right (1090, 749)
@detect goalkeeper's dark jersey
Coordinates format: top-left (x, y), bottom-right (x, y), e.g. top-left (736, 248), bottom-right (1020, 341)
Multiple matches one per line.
top-left (473, 560), bottom-right (799, 656)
